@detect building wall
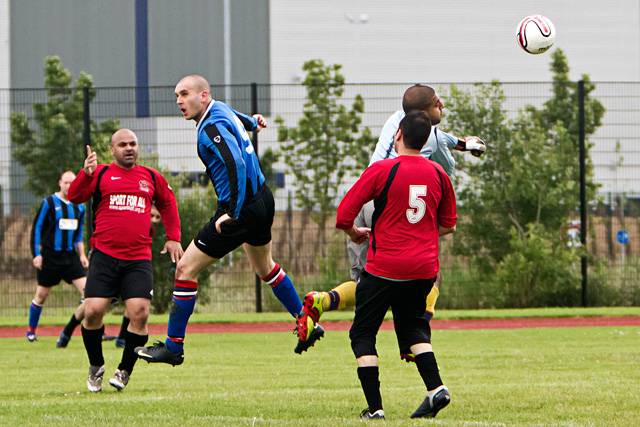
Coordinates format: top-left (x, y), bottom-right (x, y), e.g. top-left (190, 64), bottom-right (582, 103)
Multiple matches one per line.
top-left (10, 0), bottom-right (135, 88)
top-left (270, 0), bottom-right (639, 83)
top-left (9, 0), bottom-right (269, 89)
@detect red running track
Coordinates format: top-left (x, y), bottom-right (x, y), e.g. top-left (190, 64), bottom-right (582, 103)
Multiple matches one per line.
top-left (2, 316), bottom-right (639, 338)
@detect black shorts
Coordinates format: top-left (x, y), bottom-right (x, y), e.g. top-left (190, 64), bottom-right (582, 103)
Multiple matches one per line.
top-left (349, 270), bottom-right (435, 358)
top-left (194, 185), bottom-right (275, 259)
top-left (36, 251), bottom-right (86, 287)
top-left (84, 250), bottom-right (153, 300)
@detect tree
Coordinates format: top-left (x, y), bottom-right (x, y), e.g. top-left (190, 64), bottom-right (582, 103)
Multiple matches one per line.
top-left (150, 174), bottom-right (215, 313)
top-left (275, 59), bottom-right (376, 247)
top-left (444, 49), bottom-right (605, 306)
top-left (11, 55), bottom-right (118, 197)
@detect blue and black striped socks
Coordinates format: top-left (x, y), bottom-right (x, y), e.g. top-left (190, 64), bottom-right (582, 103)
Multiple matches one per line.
top-left (165, 279), bottom-right (198, 353)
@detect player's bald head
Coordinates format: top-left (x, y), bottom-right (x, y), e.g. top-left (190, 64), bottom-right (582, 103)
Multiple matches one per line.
top-left (111, 128), bottom-right (138, 145)
top-left (177, 74), bottom-right (211, 94)
top-left (59, 170), bottom-right (75, 181)
top-left (402, 84), bottom-right (436, 113)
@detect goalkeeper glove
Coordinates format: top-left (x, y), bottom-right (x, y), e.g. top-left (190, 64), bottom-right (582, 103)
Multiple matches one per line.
top-left (456, 136), bottom-right (487, 157)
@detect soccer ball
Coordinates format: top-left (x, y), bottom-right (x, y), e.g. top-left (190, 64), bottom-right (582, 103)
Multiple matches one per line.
top-left (516, 15), bottom-right (556, 54)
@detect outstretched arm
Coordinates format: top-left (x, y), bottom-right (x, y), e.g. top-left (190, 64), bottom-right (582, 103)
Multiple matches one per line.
top-left (438, 129), bottom-right (487, 157)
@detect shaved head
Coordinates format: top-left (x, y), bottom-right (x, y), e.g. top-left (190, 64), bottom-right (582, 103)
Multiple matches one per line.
top-left (59, 170), bottom-right (75, 181)
top-left (402, 85), bottom-right (436, 113)
top-left (58, 170), bottom-right (76, 197)
top-left (402, 84), bottom-right (443, 125)
top-left (111, 128), bottom-right (138, 145)
top-left (178, 74), bottom-right (211, 94)
top-left (175, 74), bottom-right (213, 122)
top-left (110, 128), bottom-right (139, 168)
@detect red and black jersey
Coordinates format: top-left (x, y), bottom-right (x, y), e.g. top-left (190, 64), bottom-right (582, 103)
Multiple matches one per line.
top-left (336, 156), bottom-right (457, 280)
top-left (68, 163), bottom-right (180, 261)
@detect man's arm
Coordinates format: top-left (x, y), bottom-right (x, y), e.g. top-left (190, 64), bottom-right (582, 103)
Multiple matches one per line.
top-left (69, 147), bottom-right (101, 204)
top-left (232, 109), bottom-right (258, 131)
top-left (75, 241), bottom-right (89, 268)
top-left (31, 198), bottom-right (49, 259)
top-left (153, 172), bottom-right (181, 243)
top-left (74, 206), bottom-right (88, 267)
top-left (435, 163), bottom-right (457, 230)
top-left (336, 163), bottom-right (383, 231)
top-left (435, 128), bottom-right (487, 157)
top-left (369, 111), bottom-right (403, 165)
top-left (439, 225), bottom-right (456, 236)
top-left (153, 171), bottom-right (183, 263)
top-left (68, 169), bottom-right (98, 203)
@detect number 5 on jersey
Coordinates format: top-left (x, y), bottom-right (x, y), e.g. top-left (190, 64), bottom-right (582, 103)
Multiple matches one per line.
top-left (406, 185), bottom-right (427, 224)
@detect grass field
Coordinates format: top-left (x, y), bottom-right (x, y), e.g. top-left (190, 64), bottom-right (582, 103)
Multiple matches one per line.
top-left (2, 324), bottom-right (639, 426)
top-left (2, 306), bottom-right (639, 328)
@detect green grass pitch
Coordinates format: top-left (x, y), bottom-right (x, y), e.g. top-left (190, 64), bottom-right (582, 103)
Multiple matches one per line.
top-left (2, 326), bottom-right (639, 426)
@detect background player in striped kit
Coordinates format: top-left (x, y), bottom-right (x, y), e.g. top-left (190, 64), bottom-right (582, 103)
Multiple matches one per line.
top-left (28, 170), bottom-right (88, 345)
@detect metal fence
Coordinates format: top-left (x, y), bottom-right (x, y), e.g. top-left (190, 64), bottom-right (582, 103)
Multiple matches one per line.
top-left (1, 82), bottom-right (639, 316)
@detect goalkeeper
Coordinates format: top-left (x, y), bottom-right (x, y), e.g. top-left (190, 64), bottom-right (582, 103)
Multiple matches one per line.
top-left (294, 84), bottom-right (486, 358)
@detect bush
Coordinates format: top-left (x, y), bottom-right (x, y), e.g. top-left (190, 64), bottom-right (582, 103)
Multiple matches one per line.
top-left (150, 181), bottom-right (216, 313)
top-left (495, 225), bottom-right (581, 307)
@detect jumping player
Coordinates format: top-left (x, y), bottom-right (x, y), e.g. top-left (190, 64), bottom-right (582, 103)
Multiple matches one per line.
top-left (135, 74), bottom-right (321, 365)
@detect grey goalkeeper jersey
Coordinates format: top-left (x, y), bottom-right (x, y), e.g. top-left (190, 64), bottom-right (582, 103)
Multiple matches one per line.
top-left (369, 110), bottom-right (458, 177)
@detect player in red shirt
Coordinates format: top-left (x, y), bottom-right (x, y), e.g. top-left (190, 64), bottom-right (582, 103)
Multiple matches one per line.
top-left (68, 128), bottom-right (183, 393)
top-left (335, 111), bottom-right (456, 420)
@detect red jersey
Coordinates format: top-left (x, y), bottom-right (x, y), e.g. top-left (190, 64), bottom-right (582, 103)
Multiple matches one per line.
top-left (68, 163), bottom-right (180, 261)
top-left (336, 156), bottom-right (456, 280)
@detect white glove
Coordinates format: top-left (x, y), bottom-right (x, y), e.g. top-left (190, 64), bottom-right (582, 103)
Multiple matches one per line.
top-left (459, 136), bottom-right (487, 157)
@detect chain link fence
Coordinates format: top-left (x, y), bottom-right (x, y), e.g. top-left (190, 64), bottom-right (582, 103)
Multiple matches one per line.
top-left (1, 82), bottom-right (638, 317)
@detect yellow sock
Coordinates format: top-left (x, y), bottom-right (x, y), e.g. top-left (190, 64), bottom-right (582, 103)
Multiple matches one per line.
top-left (323, 280), bottom-right (356, 311)
top-left (425, 284), bottom-right (440, 315)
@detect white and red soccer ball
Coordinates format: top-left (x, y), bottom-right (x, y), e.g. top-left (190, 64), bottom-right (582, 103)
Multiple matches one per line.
top-left (516, 15), bottom-right (556, 54)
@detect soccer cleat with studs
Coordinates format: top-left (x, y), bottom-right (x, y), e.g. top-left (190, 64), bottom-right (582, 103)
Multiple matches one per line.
top-left (360, 408), bottom-right (385, 420)
top-left (26, 331), bottom-right (37, 342)
top-left (411, 386), bottom-right (451, 418)
top-left (294, 318), bottom-right (325, 354)
top-left (56, 331), bottom-right (70, 348)
top-left (86, 365), bottom-right (105, 393)
top-left (135, 341), bottom-right (184, 366)
top-left (302, 291), bottom-right (325, 323)
top-left (108, 368), bottom-right (129, 391)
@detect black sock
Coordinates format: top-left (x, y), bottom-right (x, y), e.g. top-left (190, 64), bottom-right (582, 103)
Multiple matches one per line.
top-left (62, 314), bottom-right (81, 337)
top-left (117, 330), bottom-right (148, 375)
top-left (118, 316), bottom-right (130, 340)
top-left (357, 366), bottom-right (382, 412)
top-left (415, 351), bottom-right (443, 391)
top-left (81, 325), bottom-right (105, 367)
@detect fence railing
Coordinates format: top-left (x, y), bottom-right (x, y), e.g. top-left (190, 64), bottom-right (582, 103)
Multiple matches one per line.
top-left (1, 82), bottom-right (639, 316)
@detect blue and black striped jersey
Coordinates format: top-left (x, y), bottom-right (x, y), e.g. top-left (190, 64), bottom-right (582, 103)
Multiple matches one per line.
top-left (31, 194), bottom-right (85, 257)
top-left (196, 100), bottom-right (265, 218)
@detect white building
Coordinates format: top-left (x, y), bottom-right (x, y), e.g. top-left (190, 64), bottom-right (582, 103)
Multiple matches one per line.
top-left (0, 0), bottom-right (637, 213)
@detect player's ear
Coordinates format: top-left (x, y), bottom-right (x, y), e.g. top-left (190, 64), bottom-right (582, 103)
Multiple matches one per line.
top-left (394, 129), bottom-right (402, 152)
top-left (394, 128), bottom-right (402, 143)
